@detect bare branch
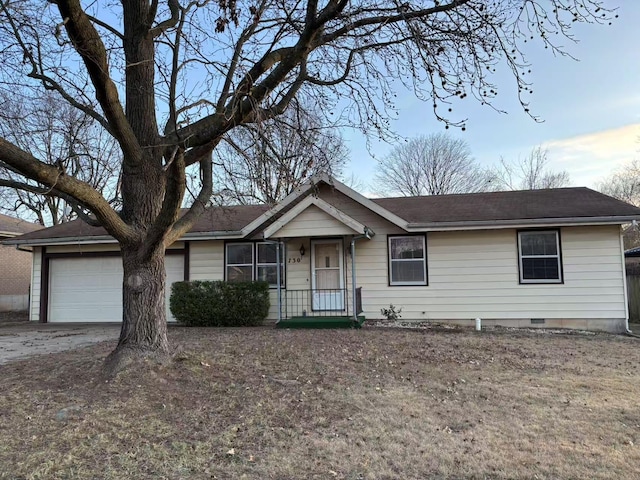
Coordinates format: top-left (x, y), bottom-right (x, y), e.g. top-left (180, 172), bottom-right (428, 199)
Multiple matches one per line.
top-left (150, 0), bottom-right (181, 38)
top-left (0, 138), bottom-right (134, 240)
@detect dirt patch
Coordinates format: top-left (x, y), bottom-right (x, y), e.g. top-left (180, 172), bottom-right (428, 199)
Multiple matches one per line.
top-left (0, 327), bottom-right (639, 479)
top-left (0, 324), bottom-right (119, 365)
top-left (0, 311), bottom-right (28, 324)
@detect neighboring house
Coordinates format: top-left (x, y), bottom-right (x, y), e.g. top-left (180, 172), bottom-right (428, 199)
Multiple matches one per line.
top-left (0, 213), bottom-right (42, 312)
top-left (5, 175), bottom-right (640, 332)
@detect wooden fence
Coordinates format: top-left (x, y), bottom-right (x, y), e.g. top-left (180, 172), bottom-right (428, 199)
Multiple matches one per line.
top-left (627, 272), bottom-right (640, 322)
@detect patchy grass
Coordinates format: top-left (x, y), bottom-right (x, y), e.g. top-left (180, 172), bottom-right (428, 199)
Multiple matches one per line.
top-left (1, 326), bottom-right (640, 479)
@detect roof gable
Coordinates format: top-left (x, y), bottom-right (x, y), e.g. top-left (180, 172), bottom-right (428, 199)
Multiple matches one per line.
top-left (242, 173), bottom-right (407, 236)
top-left (263, 196), bottom-right (369, 239)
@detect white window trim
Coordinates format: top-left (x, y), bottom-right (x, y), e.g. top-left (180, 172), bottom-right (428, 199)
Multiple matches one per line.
top-left (225, 241), bottom-right (284, 287)
top-left (388, 235), bottom-right (427, 286)
top-left (518, 230), bottom-right (563, 284)
top-left (225, 242), bottom-right (254, 282)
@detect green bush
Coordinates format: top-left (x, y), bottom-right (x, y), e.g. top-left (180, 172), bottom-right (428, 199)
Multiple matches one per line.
top-left (170, 280), bottom-right (270, 327)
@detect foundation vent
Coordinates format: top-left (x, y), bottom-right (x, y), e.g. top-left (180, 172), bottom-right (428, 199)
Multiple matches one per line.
top-left (530, 318), bottom-right (546, 325)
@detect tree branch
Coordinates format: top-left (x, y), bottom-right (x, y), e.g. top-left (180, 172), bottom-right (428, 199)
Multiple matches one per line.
top-left (0, 138), bottom-right (135, 241)
top-left (166, 144), bottom-right (215, 244)
top-left (149, 0), bottom-right (181, 38)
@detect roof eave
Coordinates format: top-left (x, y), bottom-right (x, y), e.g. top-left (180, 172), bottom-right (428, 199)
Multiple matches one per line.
top-left (406, 215), bottom-right (640, 231)
top-left (3, 230), bottom-right (246, 246)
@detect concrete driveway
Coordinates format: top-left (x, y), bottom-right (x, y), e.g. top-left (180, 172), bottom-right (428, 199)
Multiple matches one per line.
top-left (0, 323), bottom-right (120, 365)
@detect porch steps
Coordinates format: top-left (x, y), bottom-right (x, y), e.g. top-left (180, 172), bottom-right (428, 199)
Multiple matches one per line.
top-left (276, 316), bottom-right (365, 329)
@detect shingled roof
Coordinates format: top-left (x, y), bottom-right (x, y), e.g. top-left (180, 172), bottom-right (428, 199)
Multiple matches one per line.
top-left (372, 187), bottom-right (640, 226)
top-left (0, 213), bottom-right (42, 237)
top-left (6, 204), bottom-right (270, 244)
top-left (5, 185), bottom-right (640, 245)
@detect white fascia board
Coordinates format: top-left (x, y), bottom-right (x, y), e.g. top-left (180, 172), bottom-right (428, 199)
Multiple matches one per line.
top-left (263, 196), bottom-right (368, 239)
top-left (405, 216), bottom-right (640, 232)
top-left (5, 230), bottom-right (246, 246)
top-left (2, 235), bottom-right (118, 246)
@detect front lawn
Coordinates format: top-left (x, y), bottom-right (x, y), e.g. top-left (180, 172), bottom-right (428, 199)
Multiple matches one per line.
top-left (1, 327), bottom-right (639, 479)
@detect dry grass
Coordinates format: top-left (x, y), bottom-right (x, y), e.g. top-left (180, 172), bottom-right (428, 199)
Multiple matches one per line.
top-left (1, 326), bottom-right (640, 479)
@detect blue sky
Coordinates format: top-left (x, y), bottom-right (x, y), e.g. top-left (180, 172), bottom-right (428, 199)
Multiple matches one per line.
top-left (341, 1), bottom-right (640, 193)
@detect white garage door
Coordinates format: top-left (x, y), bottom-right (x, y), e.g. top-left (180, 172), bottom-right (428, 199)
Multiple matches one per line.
top-left (48, 255), bottom-right (184, 323)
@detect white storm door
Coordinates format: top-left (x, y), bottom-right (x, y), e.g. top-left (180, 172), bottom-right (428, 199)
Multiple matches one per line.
top-left (311, 239), bottom-right (344, 311)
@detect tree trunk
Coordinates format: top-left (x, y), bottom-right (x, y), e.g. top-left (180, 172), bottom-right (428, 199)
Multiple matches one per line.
top-left (104, 243), bottom-right (170, 375)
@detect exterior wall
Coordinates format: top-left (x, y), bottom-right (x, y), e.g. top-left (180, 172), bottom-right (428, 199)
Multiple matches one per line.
top-left (352, 225), bottom-right (625, 332)
top-left (0, 241), bottom-right (33, 311)
top-left (45, 242), bottom-right (184, 254)
top-left (30, 247), bottom-right (42, 321)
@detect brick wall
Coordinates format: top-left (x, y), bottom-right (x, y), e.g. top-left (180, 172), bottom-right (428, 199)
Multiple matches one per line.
top-left (0, 243), bottom-right (32, 295)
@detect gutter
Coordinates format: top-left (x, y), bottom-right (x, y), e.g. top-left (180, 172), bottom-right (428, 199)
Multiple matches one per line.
top-left (3, 230), bottom-right (245, 246)
top-left (406, 215), bottom-right (640, 231)
top-left (3, 235), bottom-right (118, 246)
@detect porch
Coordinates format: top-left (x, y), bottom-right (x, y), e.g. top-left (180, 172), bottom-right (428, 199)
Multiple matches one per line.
top-left (275, 287), bottom-right (365, 329)
top-left (260, 193), bottom-right (375, 329)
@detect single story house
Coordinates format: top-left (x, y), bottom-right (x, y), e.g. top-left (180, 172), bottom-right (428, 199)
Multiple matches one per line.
top-left (0, 213), bottom-right (41, 312)
top-left (5, 175), bottom-right (640, 332)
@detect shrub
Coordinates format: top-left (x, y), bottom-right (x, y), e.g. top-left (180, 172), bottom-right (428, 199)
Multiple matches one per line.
top-left (381, 304), bottom-right (402, 321)
top-left (170, 280), bottom-right (270, 327)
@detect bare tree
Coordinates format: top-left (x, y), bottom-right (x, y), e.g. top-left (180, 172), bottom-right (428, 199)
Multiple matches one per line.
top-left (373, 133), bottom-right (493, 196)
top-left (0, 0), bottom-right (616, 368)
top-left (0, 93), bottom-right (120, 225)
top-left (598, 159), bottom-right (640, 249)
top-left (598, 159), bottom-right (640, 207)
top-left (213, 101), bottom-right (348, 205)
top-left (493, 146), bottom-right (571, 191)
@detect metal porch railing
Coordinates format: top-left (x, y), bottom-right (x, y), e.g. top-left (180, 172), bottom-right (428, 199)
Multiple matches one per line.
top-left (282, 287), bottom-right (362, 319)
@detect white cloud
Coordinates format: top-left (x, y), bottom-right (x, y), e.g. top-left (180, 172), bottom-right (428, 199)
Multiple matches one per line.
top-left (543, 124), bottom-right (640, 188)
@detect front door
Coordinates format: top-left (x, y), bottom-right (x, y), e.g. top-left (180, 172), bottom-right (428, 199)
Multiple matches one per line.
top-left (311, 239), bottom-right (344, 311)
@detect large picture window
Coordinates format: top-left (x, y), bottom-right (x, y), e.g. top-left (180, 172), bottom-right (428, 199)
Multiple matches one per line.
top-left (226, 242), bottom-right (285, 287)
top-left (388, 235), bottom-right (427, 286)
top-left (518, 230), bottom-right (562, 283)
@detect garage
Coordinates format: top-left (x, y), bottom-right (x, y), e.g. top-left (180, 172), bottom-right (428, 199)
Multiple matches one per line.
top-left (47, 254), bottom-right (185, 323)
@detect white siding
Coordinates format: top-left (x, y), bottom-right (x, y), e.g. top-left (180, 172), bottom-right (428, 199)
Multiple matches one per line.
top-left (30, 247), bottom-right (42, 322)
top-left (45, 242), bottom-right (184, 254)
top-left (273, 205), bottom-right (357, 238)
top-left (353, 225), bottom-right (625, 321)
top-left (189, 241), bottom-right (224, 281)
